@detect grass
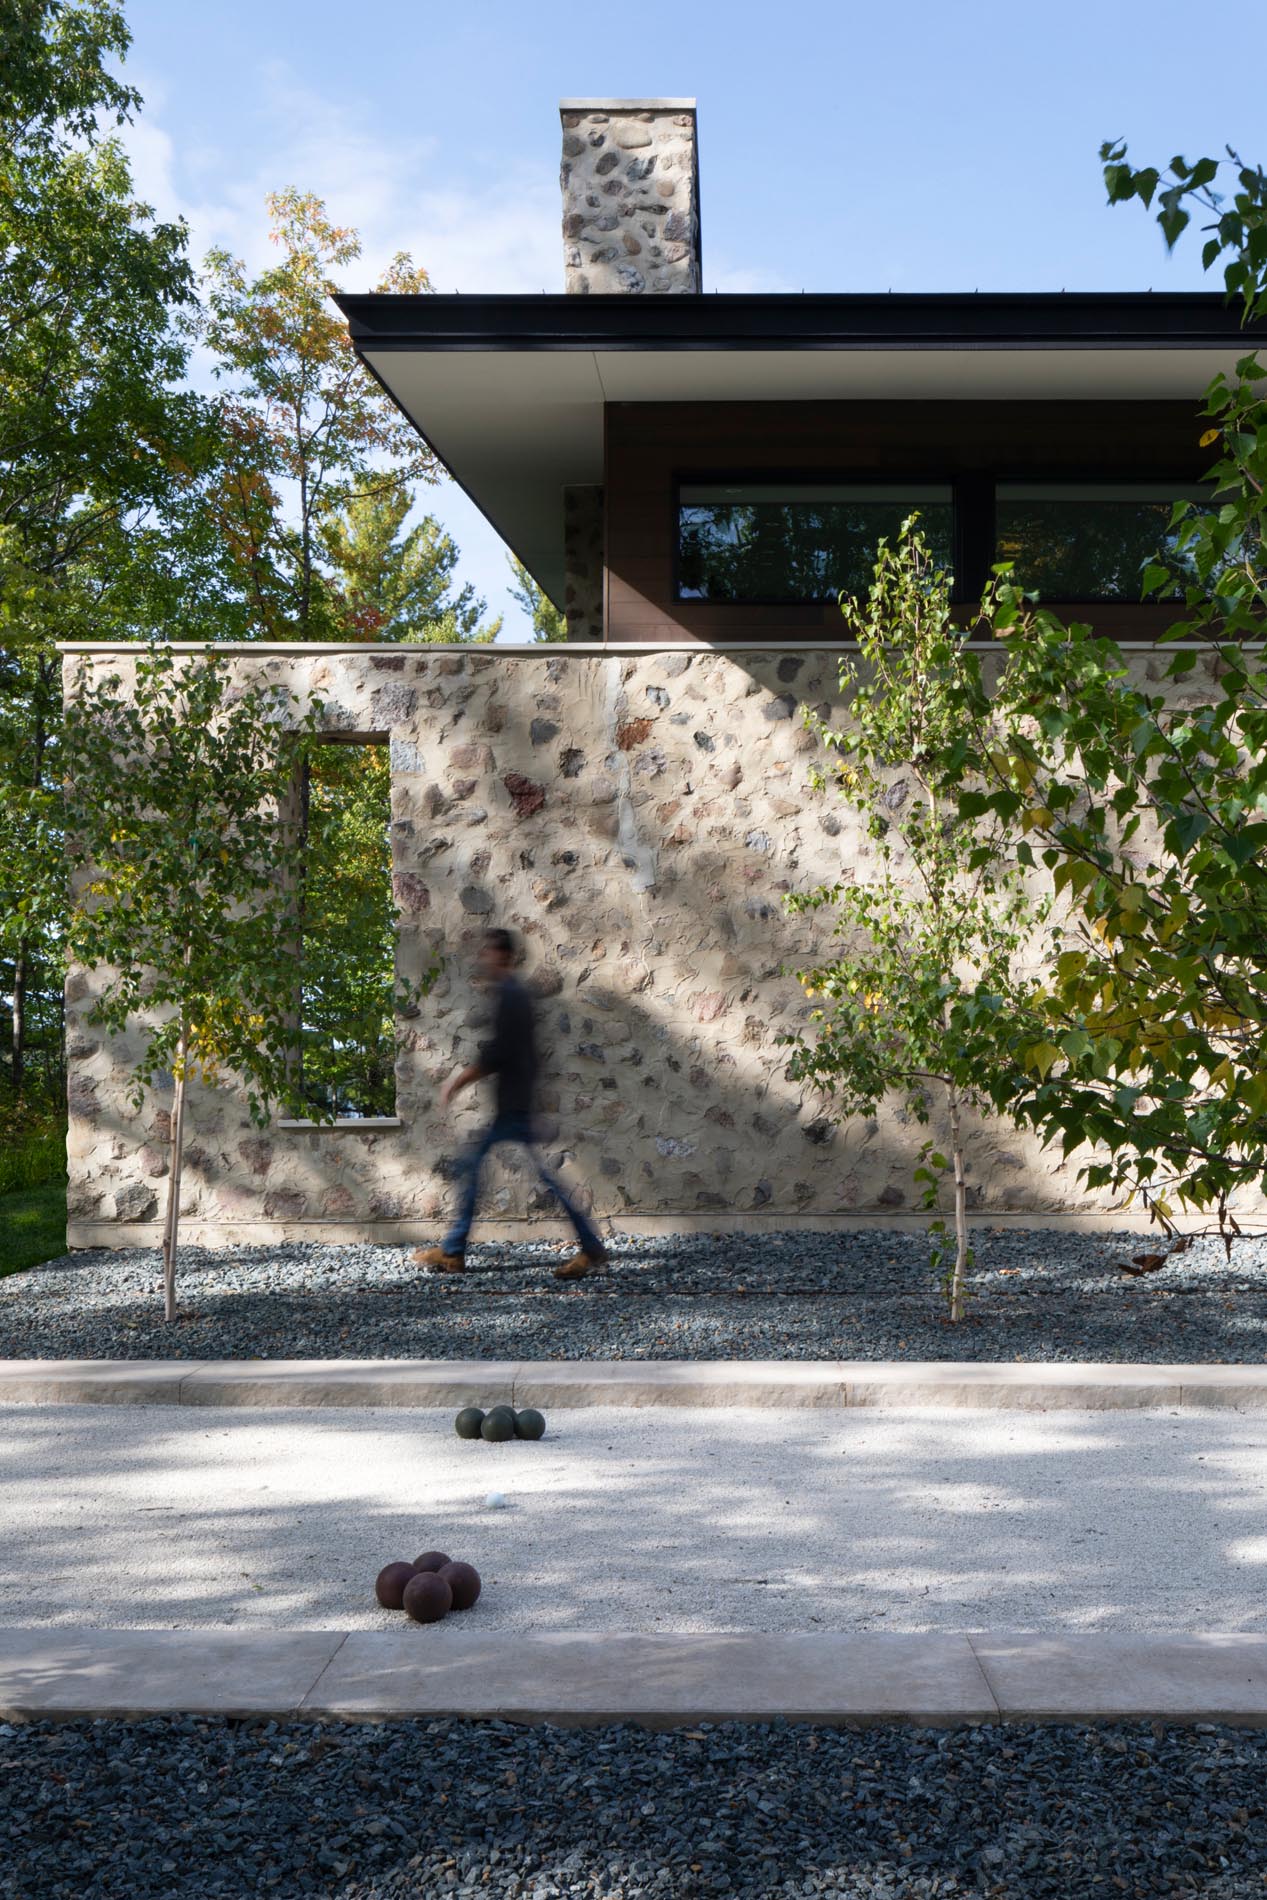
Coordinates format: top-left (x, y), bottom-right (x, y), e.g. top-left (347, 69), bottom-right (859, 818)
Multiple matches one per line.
top-left (0, 1181), bottom-right (67, 1278)
top-left (0, 1129), bottom-right (66, 1196)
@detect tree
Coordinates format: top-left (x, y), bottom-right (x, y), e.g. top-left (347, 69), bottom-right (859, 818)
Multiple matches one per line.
top-left (298, 742), bottom-right (398, 1116)
top-left (0, 640), bottom-right (64, 1100)
top-left (0, 0), bottom-right (201, 1107)
top-left (200, 192), bottom-right (439, 642)
top-left (63, 644), bottom-right (327, 1318)
top-left (785, 525), bottom-right (1044, 1318)
top-left (926, 144), bottom-right (1267, 1232)
top-left (324, 479), bottom-right (500, 643)
top-left (507, 555), bottom-right (567, 641)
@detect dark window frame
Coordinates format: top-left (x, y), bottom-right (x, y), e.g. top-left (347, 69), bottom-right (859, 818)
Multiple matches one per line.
top-left (671, 469), bottom-right (961, 607)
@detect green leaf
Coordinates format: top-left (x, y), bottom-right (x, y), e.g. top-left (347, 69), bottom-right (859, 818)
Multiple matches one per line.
top-left (1167, 810), bottom-right (1212, 859)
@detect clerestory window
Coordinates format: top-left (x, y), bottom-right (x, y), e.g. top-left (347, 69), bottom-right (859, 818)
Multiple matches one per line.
top-left (993, 483), bottom-right (1220, 602)
top-left (677, 484), bottom-right (955, 604)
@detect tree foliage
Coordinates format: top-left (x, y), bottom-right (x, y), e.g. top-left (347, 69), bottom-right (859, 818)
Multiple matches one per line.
top-left (63, 645), bottom-right (327, 1314)
top-left (786, 526), bottom-right (1044, 1316)
top-left (299, 742), bottom-right (398, 1117)
top-left (325, 480), bottom-right (500, 643)
top-left (199, 192), bottom-right (439, 642)
top-left (0, 0), bottom-right (201, 1109)
top-left (924, 143), bottom-right (1267, 1230)
top-left (507, 555), bottom-right (567, 641)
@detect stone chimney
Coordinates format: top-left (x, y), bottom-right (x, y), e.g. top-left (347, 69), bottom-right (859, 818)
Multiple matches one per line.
top-left (560, 99), bottom-right (701, 295)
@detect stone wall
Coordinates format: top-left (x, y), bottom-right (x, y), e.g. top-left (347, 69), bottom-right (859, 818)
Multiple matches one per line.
top-left (560, 100), bottom-right (701, 296)
top-left (62, 644), bottom-right (1190, 1248)
top-left (562, 486), bottom-right (604, 641)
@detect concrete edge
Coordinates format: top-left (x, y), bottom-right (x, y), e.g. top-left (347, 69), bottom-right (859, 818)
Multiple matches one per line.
top-left (0, 1362), bottom-right (208, 1405)
top-left (4, 1631), bottom-right (1267, 1728)
top-left (3, 1359), bottom-right (1267, 1411)
top-left (64, 1209), bottom-right (1262, 1248)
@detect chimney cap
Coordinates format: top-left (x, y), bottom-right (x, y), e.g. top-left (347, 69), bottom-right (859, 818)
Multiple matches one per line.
top-left (559, 97), bottom-right (696, 112)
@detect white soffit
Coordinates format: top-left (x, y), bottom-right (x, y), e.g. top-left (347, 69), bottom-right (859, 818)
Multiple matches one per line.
top-left (590, 347), bottom-right (1244, 401)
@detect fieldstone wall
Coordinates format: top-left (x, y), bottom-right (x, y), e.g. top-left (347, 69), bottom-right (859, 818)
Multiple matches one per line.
top-left (560, 101), bottom-right (701, 295)
top-left (562, 486), bottom-right (604, 640)
top-left (62, 644), bottom-right (1195, 1248)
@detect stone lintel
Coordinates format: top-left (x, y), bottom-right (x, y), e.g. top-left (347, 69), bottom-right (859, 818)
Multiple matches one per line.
top-left (559, 98), bottom-right (697, 112)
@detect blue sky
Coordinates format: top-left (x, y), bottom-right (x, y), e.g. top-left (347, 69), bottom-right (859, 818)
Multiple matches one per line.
top-left (120, 0), bottom-right (1252, 636)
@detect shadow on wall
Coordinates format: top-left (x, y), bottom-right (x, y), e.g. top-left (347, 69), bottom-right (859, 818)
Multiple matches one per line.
top-left (63, 644), bottom-right (1087, 1243)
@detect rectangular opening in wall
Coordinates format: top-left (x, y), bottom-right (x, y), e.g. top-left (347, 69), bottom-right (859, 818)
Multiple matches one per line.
top-left (299, 739), bottom-right (396, 1119)
top-left (677, 484), bottom-right (954, 603)
top-left (994, 483), bottom-right (1218, 601)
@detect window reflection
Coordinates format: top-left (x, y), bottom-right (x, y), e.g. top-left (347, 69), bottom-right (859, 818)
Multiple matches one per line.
top-left (678, 485), bottom-right (954, 603)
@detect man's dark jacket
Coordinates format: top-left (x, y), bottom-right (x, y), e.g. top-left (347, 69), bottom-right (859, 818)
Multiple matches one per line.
top-left (478, 975), bottom-right (538, 1120)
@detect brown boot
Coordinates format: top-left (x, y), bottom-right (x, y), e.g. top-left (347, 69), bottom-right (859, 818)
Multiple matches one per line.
top-left (414, 1245), bottom-right (466, 1273)
top-left (553, 1249), bottom-right (606, 1281)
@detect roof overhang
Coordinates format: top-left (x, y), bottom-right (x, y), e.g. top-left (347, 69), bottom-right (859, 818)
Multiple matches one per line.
top-left (336, 291), bottom-right (1264, 606)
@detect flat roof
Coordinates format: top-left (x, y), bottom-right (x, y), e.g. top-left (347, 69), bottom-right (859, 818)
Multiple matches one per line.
top-left (337, 290), bottom-right (1263, 606)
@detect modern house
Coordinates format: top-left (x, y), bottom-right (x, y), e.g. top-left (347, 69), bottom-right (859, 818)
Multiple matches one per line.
top-left (62, 101), bottom-right (1261, 1248)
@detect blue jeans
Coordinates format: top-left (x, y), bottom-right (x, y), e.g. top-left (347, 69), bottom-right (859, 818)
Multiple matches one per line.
top-left (443, 1113), bottom-right (603, 1259)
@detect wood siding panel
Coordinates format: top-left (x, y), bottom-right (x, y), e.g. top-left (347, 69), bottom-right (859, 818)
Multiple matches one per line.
top-left (604, 399), bottom-right (1208, 645)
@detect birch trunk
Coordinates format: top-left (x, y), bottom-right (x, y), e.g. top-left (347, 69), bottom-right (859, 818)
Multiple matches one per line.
top-left (948, 1086), bottom-right (969, 1324)
top-left (11, 941), bottom-right (26, 1095)
top-left (161, 1016), bottom-right (189, 1324)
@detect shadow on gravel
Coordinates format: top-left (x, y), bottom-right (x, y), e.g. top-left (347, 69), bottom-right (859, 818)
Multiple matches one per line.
top-left (3, 1229), bottom-right (1267, 1364)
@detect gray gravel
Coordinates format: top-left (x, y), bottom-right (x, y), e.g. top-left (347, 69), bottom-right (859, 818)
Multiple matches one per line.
top-left (4, 1229), bottom-right (1267, 1363)
top-left (6, 1402), bottom-right (1262, 1633)
top-left (3, 1714), bottom-right (1266, 1897)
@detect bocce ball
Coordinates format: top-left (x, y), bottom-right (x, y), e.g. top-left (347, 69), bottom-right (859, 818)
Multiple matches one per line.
top-left (480, 1409), bottom-right (515, 1442)
top-left (455, 1407), bottom-right (486, 1439)
top-left (403, 1570), bottom-right (453, 1623)
top-left (374, 1561), bottom-right (416, 1610)
top-left (412, 1550), bottom-right (451, 1573)
top-left (438, 1560), bottom-right (481, 1611)
top-left (514, 1408), bottom-right (546, 1440)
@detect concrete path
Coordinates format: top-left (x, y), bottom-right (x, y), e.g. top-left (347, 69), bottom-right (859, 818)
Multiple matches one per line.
top-left (3, 1403), bottom-right (1267, 1634)
top-left (4, 1629), bottom-right (1267, 1726)
top-left (4, 1357), bottom-right (1267, 1409)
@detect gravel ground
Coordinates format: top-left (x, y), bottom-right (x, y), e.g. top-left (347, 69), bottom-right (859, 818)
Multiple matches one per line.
top-left (3, 1714), bottom-right (1266, 1898)
top-left (2, 1403), bottom-right (1264, 1632)
top-left (4, 1229), bottom-right (1267, 1364)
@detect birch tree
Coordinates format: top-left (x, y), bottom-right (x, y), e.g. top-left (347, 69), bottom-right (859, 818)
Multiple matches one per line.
top-left (785, 525), bottom-right (1044, 1319)
top-left (63, 644), bottom-right (325, 1318)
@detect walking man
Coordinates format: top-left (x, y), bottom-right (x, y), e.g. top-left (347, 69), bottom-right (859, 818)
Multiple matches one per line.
top-left (415, 928), bottom-right (607, 1281)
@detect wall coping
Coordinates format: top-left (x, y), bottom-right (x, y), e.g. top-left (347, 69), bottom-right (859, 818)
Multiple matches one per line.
top-left (57, 639), bottom-right (1244, 657)
top-left (559, 98), bottom-right (697, 111)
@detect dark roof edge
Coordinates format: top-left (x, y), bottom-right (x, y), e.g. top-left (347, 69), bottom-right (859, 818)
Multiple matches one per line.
top-left (336, 290), bottom-right (1265, 352)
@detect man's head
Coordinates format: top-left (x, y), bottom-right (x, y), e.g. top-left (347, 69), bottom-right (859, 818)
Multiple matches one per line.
top-left (476, 927), bottom-right (516, 982)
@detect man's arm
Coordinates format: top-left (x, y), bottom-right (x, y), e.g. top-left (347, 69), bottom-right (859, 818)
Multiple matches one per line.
top-left (441, 1063), bottom-right (484, 1109)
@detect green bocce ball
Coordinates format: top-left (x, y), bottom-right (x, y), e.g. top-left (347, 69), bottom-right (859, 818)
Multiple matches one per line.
top-left (455, 1407), bottom-right (486, 1439)
top-left (514, 1408), bottom-right (546, 1440)
top-left (480, 1409), bottom-right (515, 1442)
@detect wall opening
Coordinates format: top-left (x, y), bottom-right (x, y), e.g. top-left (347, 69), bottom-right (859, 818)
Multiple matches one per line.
top-left (298, 737), bottom-right (397, 1119)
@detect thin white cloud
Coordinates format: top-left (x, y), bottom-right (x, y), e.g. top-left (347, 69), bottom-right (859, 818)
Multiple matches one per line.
top-left (121, 62), bottom-right (559, 632)
top-left (124, 62), bottom-right (558, 293)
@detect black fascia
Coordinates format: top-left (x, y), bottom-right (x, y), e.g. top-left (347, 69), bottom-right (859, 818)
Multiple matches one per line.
top-left (335, 290), bottom-right (1265, 354)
